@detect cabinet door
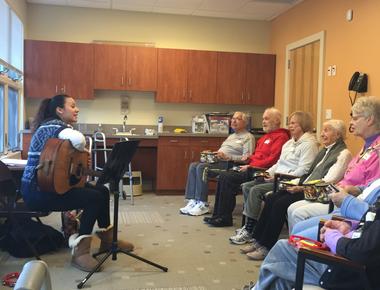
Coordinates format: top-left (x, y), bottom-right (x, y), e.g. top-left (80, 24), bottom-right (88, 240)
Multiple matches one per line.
top-left (24, 40), bottom-right (60, 98)
top-left (187, 50), bottom-right (217, 104)
top-left (216, 52), bottom-right (246, 104)
top-left (189, 137), bottom-right (223, 162)
top-left (126, 46), bottom-right (157, 91)
top-left (156, 48), bottom-right (188, 103)
top-left (94, 44), bottom-right (126, 90)
top-left (156, 137), bottom-right (190, 191)
top-left (60, 42), bottom-right (94, 99)
top-left (246, 54), bottom-right (276, 106)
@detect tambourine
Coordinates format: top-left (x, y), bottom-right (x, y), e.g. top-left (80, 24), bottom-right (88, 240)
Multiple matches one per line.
top-left (288, 235), bottom-right (329, 251)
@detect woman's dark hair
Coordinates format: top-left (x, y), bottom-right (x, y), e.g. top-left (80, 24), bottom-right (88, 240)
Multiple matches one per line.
top-left (32, 94), bottom-right (69, 132)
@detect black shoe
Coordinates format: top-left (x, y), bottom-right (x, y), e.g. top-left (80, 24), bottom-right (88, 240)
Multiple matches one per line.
top-left (203, 216), bottom-right (217, 224)
top-left (208, 217), bottom-right (233, 227)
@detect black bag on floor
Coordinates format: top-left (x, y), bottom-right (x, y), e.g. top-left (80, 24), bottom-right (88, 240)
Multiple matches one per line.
top-left (0, 218), bottom-right (64, 258)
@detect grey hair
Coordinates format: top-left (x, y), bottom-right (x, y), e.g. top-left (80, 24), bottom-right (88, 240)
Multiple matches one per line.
top-left (264, 107), bottom-right (282, 126)
top-left (323, 119), bottom-right (347, 140)
top-left (233, 111), bottom-right (248, 125)
top-left (289, 111), bottom-right (313, 133)
top-left (352, 96), bottom-right (380, 129)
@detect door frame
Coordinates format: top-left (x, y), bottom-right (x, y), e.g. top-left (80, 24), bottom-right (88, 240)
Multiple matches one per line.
top-left (284, 30), bottom-right (325, 135)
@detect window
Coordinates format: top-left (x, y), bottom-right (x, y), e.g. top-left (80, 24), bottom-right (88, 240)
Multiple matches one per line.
top-left (0, 0), bottom-right (24, 156)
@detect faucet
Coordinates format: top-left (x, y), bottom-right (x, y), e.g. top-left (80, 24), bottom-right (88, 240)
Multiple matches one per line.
top-left (122, 115), bottom-right (127, 132)
top-left (112, 127), bottom-right (119, 134)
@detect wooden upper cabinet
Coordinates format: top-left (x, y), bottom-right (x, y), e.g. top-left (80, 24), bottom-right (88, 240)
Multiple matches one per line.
top-left (24, 40), bottom-right (94, 99)
top-left (156, 48), bottom-right (188, 103)
top-left (187, 50), bottom-right (217, 104)
top-left (126, 46), bottom-right (157, 91)
top-left (60, 42), bottom-right (94, 99)
top-left (24, 40), bottom-right (60, 98)
top-left (246, 53), bottom-right (276, 106)
top-left (216, 52), bottom-right (247, 104)
top-left (94, 44), bottom-right (126, 90)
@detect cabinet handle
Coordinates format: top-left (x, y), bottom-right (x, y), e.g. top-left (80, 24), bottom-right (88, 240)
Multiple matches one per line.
top-left (62, 85), bottom-right (66, 93)
top-left (200, 140), bottom-right (208, 143)
top-left (55, 85), bottom-right (58, 93)
top-left (121, 76), bottom-right (124, 86)
top-left (191, 151), bottom-right (194, 160)
top-left (247, 93), bottom-right (251, 101)
top-left (184, 151), bottom-right (188, 159)
top-left (189, 90), bottom-right (192, 100)
top-left (128, 77), bottom-right (132, 86)
top-left (169, 139), bottom-right (179, 143)
top-left (241, 92), bottom-right (244, 101)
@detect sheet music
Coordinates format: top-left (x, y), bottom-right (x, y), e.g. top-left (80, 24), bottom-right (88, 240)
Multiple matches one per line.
top-left (1, 158), bottom-right (27, 166)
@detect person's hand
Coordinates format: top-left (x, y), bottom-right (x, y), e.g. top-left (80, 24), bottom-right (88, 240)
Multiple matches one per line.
top-left (319, 220), bottom-right (352, 242)
top-left (239, 165), bottom-right (250, 172)
top-left (215, 151), bottom-right (229, 161)
top-left (340, 185), bottom-right (361, 197)
top-left (330, 189), bottom-right (349, 207)
top-left (263, 172), bottom-right (273, 182)
top-left (240, 154), bottom-right (250, 161)
top-left (287, 185), bottom-right (304, 193)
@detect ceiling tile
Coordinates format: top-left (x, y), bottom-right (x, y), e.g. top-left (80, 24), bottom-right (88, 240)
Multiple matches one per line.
top-left (155, 0), bottom-right (203, 10)
top-left (27, 0), bottom-right (68, 5)
top-left (198, 0), bottom-right (248, 12)
top-left (153, 6), bottom-right (194, 16)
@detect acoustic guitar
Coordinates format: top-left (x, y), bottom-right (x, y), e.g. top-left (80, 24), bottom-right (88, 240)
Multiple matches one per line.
top-left (37, 138), bottom-right (100, 194)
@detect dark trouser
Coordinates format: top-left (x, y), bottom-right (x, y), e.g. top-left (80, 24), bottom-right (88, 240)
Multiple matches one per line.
top-left (212, 170), bottom-right (252, 221)
top-left (25, 183), bottom-right (110, 236)
top-left (252, 190), bottom-right (304, 249)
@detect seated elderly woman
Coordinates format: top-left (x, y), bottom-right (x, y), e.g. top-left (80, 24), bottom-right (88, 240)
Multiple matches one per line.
top-left (230, 111), bottom-right (319, 232)
top-left (179, 111), bottom-right (255, 216)
top-left (232, 120), bottom-right (351, 261)
top-left (244, 203), bottom-right (380, 290)
top-left (288, 96), bottom-right (380, 232)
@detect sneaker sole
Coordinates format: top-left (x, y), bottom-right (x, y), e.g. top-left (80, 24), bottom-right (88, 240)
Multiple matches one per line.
top-left (229, 238), bottom-right (251, 245)
top-left (188, 210), bottom-right (210, 216)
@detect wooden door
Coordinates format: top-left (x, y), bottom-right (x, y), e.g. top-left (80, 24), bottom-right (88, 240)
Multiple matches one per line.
top-left (24, 40), bottom-right (60, 98)
top-left (156, 48), bottom-right (188, 103)
top-left (216, 52), bottom-right (246, 104)
top-left (289, 41), bottom-right (320, 125)
top-left (246, 53), bottom-right (276, 106)
top-left (156, 137), bottom-right (190, 191)
top-left (94, 44), bottom-right (126, 90)
top-left (187, 50), bottom-right (217, 104)
top-left (60, 42), bottom-right (94, 99)
top-left (126, 46), bottom-right (157, 91)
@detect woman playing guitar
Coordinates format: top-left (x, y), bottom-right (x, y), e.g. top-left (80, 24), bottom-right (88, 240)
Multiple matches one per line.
top-left (21, 94), bottom-right (134, 272)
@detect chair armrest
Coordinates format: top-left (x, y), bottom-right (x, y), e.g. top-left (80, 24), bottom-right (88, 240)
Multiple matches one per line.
top-left (295, 247), bottom-right (370, 290)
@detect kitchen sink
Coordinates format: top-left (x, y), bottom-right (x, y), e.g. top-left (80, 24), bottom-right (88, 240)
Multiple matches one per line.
top-left (114, 132), bottom-right (139, 137)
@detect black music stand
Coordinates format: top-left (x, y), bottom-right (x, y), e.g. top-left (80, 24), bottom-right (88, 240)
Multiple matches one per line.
top-left (77, 141), bottom-right (168, 289)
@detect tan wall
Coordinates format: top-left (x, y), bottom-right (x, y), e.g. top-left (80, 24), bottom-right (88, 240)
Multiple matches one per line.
top-left (271, 0), bottom-right (380, 153)
top-left (24, 4), bottom-right (272, 127)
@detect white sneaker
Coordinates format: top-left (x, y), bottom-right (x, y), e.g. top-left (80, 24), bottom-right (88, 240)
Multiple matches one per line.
top-left (179, 199), bottom-right (197, 215)
top-left (229, 228), bottom-right (253, 245)
top-left (188, 201), bottom-right (210, 216)
top-left (235, 225), bottom-right (246, 234)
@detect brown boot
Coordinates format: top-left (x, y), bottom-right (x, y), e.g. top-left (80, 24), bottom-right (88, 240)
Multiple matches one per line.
top-left (96, 225), bottom-right (134, 252)
top-left (69, 234), bottom-right (100, 272)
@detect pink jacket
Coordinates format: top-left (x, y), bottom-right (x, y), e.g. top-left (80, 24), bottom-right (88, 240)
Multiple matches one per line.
top-left (338, 135), bottom-right (380, 187)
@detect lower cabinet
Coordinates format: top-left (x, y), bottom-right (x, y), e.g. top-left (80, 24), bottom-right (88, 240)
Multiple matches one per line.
top-left (156, 136), bottom-right (223, 192)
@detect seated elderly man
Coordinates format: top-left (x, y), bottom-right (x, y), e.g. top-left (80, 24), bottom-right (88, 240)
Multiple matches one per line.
top-left (288, 96), bottom-right (380, 231)
top-left (233, 120), bottom-right (351, 260)
top-left (243, 196), bottom-right (380, 290)
top-left (179, 111), bottom-right (255, 216)
top-left (236, 111), bottom-right (319, 232)
top-left (203, 108), bottom-right (290, 227)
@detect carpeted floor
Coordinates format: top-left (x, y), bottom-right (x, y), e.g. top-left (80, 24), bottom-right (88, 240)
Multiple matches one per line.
top-left (0, 193), bottom-right (263, 290)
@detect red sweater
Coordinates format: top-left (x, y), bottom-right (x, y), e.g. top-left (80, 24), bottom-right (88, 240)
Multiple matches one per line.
top-left (249, 128), bottom-right (290, 169)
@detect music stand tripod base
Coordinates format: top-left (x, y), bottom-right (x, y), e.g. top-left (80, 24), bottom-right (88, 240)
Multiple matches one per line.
top-left (77, 141), bottom-right (168, 289)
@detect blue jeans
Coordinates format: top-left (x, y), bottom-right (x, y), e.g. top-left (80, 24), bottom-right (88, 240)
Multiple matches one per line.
top-left (253, 239), bottom-right (326, 290)
top-left (185, 162), bottom-right (209, 202)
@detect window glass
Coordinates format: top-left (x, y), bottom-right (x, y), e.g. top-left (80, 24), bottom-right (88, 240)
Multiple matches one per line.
top-left (10, 10), bottom-right (23, 71)
top-left (8, 87), bottom-right (19, 150)
top-left (0, 0), bottom-right (10, 62)
top-left (0, 85), bottom-right (4, 153)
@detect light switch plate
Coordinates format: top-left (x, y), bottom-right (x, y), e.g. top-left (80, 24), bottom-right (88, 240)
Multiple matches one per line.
top-left (325, 109), bottom-right (332, 119)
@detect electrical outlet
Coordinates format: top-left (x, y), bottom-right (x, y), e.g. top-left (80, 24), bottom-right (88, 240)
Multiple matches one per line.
top-left (331, 65), bottom-right (337, 76)
top-left (325, 109), bottom-right (332, 119)
top-left (327, 66), bottom-right (332, 76)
